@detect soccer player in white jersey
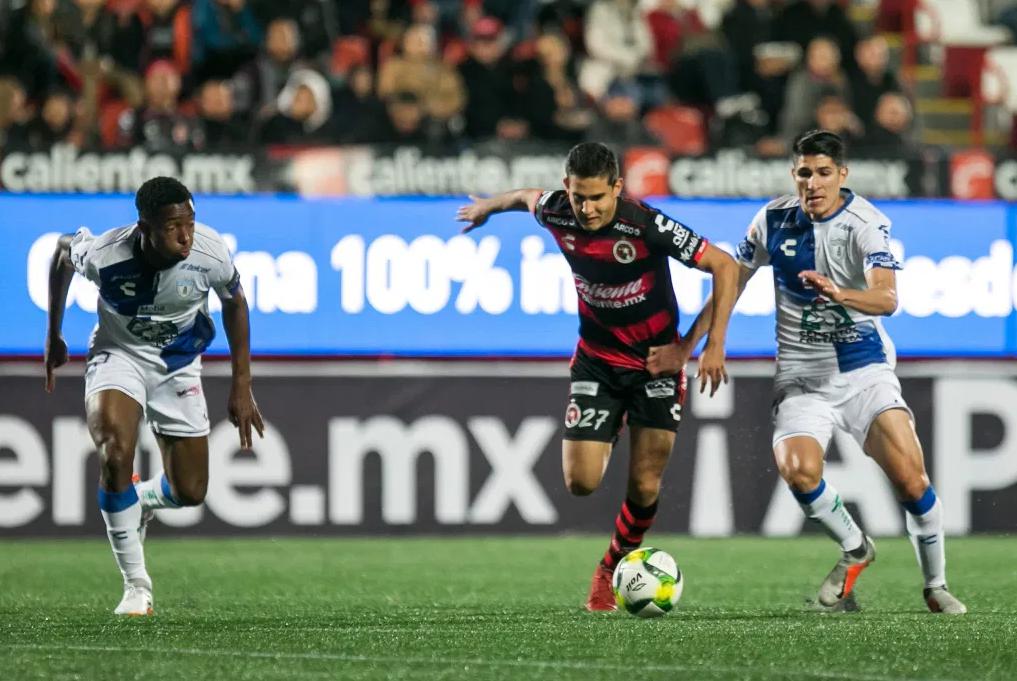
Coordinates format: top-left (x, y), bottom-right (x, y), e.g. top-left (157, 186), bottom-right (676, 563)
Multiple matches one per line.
top-left (675, 130), bottom-right (966, 614)
top-left (43, 176), bottom-right (265, 616)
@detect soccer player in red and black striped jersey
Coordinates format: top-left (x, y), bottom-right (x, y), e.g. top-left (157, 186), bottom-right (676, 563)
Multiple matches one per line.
top-left (457, 142), bottom-right (739, 611)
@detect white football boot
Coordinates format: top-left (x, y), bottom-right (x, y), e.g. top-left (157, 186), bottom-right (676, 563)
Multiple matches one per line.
top-left (924, 587), bottom-right (968, 614)
top-left (131, 474), bottom-right (156, 543)
top-left (114, 583), bottom-right (154, 616)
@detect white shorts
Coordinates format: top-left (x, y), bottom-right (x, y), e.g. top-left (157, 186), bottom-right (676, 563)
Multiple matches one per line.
top-left (771, 363), bottom-right (913, 450)
top-left (84, 350), bottom-right (210, 437)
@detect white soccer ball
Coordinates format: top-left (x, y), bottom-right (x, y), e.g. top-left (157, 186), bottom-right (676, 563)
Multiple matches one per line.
top-left (611, 547), bottom-right (684, 618)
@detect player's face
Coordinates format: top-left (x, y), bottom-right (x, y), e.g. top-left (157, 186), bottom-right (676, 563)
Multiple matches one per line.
top-left (792, 154), bottom-right (848, 220)
top-left (565, 175), bottom-right (622, 231)
top-left (142, 201), bottom-right (195, 263)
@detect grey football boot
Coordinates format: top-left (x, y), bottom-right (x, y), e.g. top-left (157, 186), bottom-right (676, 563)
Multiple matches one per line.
top-left (817, 536), bottom-right (876, 607)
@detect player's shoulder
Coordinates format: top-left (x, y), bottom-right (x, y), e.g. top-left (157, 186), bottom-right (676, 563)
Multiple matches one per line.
top-left (764, 194), bottom-right (801, 215)
top-left (88, 223), bottom-right (136, 245)
top-left (190, 222), bottom-right (231, 264)
top-left (536, 188), bottom-right (570, 213)
top-left (73, 223), bottom-right (137, 258)
top-left (841, 192), bottom-right (891, 230)
top-left (748, 195), bottom-right (799, 235)
top-left (614, 195), bottom-right (660, 233)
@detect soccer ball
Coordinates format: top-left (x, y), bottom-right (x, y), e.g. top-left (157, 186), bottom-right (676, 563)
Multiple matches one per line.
top-left (611, 547), bottom-right (684, 618)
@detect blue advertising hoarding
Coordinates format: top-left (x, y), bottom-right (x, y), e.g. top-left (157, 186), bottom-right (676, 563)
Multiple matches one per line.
top-left (2, 194), bottom-right (1015, 357)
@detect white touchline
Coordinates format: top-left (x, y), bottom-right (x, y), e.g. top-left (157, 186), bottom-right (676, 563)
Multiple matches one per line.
top-left (1, 643), bottom-right (960, 681)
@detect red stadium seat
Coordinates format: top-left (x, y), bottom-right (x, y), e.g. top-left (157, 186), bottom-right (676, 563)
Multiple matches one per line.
top-left (376, 38), bottom-right (398, 67)
top-left (915, 0), bottom-right (1009, 96)
top-left (172, 3), bottom-right (193, 76)
top-left (511, 39), bottom-right (537, 62)
top-left (443, 38), bottom-right (468, 66)
top-left (99, 99), bottom-right (131, 149)
top-left (643, 105), bottom-right (707, 156)
top-left (331, 36), bottom-right (371, 76)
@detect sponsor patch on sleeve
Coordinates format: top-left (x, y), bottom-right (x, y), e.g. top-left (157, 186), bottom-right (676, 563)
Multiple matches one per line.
top-left (865, 251), bottom-right (902, 270)
top-left (736, 239), bottom-right (756, 263)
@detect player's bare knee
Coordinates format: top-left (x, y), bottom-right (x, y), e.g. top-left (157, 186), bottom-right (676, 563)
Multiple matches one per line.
top-left (783, 462), bottom-right (823, 493)
top-left (895, 472), bottom-right (931, 503)
top-left (565, 475), bottom-right (598, 496)
top-left (92, 429), bottom-right (134, 470)
top-left (627, 478), bottom-right (661, 507)
top-left (174, 482), bottom-right (207, 507)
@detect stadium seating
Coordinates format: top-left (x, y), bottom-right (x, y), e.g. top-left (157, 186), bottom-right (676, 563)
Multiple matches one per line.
top-left (915, 0), bottom-right (1010, 96)
top-left (643, 105), bottom-right (707, 156)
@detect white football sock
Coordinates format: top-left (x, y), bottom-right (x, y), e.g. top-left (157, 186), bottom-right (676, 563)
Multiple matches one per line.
top-left (904, 487), bottom-right (947, 589)
top-left (99, 486), bottom-right (151, 589)
top-left (136, 473), bottom-right (182, 510)
top-left (793, 479), bottom-right (864, 552)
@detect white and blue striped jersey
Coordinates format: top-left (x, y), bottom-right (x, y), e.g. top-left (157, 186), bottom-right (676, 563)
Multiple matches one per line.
top-left (735, 189), bottom-right (902, 379)
top-left (69, 223), bottom-right (239, 373)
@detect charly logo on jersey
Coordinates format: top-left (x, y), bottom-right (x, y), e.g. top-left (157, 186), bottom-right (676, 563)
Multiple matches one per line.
top-left (561, 234), bottom-right (576, 251)
top-left (109, 272), bottom-right (143, 298)
top-left (613, 239), bottom-right (636, 263)
top-left (779, 239), bottom-right (797, 257)
top-left (654, 213), bottom-right (692, 249)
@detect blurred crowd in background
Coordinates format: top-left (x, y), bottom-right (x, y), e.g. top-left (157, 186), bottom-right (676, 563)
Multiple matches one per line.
top-left (1, 0), bottom-right (1015, 159)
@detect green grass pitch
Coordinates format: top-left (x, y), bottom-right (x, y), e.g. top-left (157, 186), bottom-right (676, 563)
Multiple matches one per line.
top-left (2, 536), bottom-right (1015, 680)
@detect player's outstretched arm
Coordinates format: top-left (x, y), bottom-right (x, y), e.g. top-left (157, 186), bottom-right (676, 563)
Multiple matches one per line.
top-left (798, 268), bottom-right (898, 315)
top-left (44, 235), bottom-right (75, 393)
top-left (455, 189), bottom-right (543, 232)
top-left (691, 244), bottom-right (740, 396)
top-left (655, 260), bottom-right (754, 391)
top-left (221, 283), bottom-right (265, 449)
top-left (682, 263), bottom-right (756, 355)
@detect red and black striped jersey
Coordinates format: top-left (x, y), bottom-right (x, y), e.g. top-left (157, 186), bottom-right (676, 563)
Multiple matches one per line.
top-left (534, 189), bottom-right (709, 370)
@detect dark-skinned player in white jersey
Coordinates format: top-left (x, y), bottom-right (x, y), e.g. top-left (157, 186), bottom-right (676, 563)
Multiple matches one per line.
top-left (457, 142), bottom-right (739, 611)
top-left (45, 176), bottom-right (264, 616)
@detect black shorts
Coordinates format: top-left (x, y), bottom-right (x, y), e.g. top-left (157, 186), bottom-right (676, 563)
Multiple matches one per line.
top-left (563, 350), bottom-right (688, 443)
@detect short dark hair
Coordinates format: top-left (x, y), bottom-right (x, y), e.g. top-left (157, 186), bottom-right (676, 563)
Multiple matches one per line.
top-left (792, 129), bottom-right (846, 166)
top-left (135, 176), bottom-right (193, 220)
top-left (565, 142), bottom-right (619, 184)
